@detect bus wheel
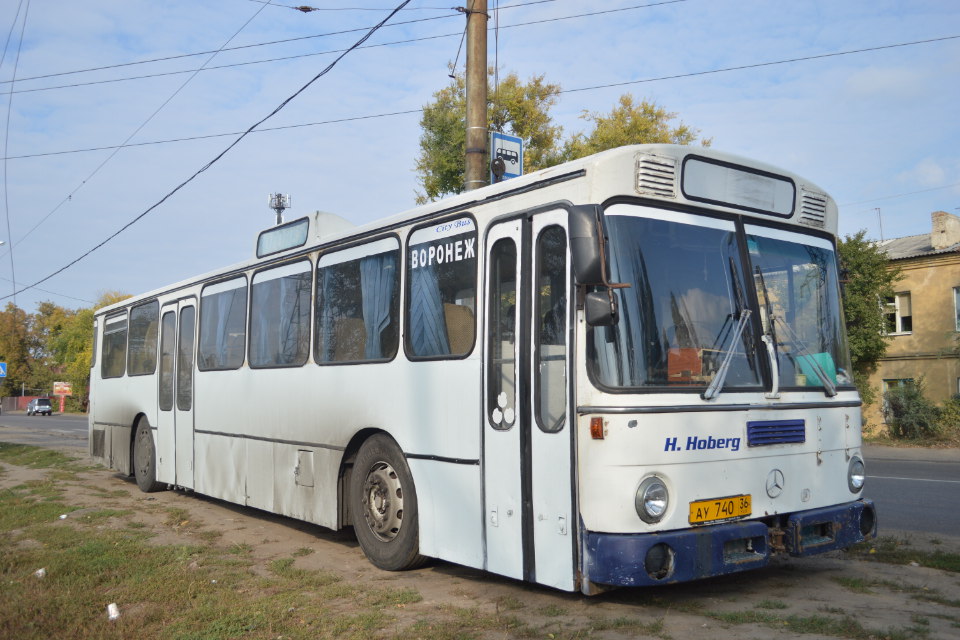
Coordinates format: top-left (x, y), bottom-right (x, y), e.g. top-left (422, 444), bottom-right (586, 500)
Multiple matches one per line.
top-left (133, 419), bottom-right (164, 493)
top-left (350, 434), bottom-right (426, 571)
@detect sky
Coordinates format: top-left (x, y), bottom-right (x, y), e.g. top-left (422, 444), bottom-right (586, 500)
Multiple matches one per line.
top-left (0, 0), bottom-right (957, 312)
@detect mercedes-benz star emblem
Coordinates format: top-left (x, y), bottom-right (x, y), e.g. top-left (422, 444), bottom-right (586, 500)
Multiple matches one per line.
top-left (766, 468), bottom-right (785, 498)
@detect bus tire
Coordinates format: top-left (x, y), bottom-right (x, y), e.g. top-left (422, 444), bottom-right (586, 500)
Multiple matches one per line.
top-left (133, 418), bottom-right (164, 493)
top-left (350, 434), bottom-right (426, 571)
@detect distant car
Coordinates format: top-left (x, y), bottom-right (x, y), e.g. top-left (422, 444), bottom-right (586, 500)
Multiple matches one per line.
top-left (27, 398), bottom-right (52, 416)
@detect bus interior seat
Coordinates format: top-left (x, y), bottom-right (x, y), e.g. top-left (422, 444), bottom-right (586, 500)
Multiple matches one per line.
top-left (444, 303), bottom-right (475, 354)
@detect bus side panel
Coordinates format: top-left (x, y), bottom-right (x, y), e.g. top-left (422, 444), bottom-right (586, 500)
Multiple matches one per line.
top-left (408, 459), bottom-right (483, 568)
top-left (195, 432), bottom-right (247, 505)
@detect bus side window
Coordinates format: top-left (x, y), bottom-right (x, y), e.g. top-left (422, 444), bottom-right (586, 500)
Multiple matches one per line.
top-left (198, 277), bottom-right (248, 371)
top-left (128, 300), bottom-right (159, 376)
top-left (250, 261), bottom-right (312, 368)
top-left (315, 237), bottom-right (400, 364)
top-left (102, 312), bottom-right (128, 379)
top-left (406, 218), bottom-right (477, 358)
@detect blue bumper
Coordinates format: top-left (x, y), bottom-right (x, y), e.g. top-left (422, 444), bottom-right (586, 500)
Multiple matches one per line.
top-left (583, 499), bottom-right (876, 588)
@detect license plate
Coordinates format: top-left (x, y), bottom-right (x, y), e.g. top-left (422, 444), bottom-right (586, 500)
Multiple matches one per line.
top-left (689, 494), bottom-right (751, 525)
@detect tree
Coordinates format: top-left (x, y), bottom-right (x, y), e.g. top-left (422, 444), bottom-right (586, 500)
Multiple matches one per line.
top-left (414, 71), bottom-right (710, 202)
top-left (560, 94), bottom-right (710, 161)
top-left (415, 70), bottom-right (562, 203)
top-left (49, 291), bottom-right (129, 411)
top-left (837, 230), bottom-right (902, 405)
top-left (0, 303), bottom-right (33, 397)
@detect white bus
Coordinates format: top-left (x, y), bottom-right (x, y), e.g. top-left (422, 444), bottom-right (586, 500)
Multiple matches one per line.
top-left (89, 144), bottom-right (875, 594)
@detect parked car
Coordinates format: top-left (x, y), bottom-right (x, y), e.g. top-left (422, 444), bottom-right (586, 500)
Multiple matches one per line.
top-left (27, 398), bottom-right (52, 416)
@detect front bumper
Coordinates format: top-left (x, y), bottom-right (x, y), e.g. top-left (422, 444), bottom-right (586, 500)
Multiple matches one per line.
top-left (583, 498), bottom-right (876, 588)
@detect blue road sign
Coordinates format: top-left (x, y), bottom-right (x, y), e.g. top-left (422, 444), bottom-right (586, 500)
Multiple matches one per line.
top-left (0, 362), bottom-right (6, 377)
top-left (490, 131), bottom-right (523, 184)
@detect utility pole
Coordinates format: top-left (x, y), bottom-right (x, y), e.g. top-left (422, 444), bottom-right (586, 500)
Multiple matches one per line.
top-left (463, 0), bottom-right (488, 192)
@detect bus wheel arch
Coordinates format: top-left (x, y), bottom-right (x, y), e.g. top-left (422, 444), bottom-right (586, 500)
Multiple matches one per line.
top-left (132, 415), bottom-right (164, 493)
top-left (348, 432), bottom-right (427, 571)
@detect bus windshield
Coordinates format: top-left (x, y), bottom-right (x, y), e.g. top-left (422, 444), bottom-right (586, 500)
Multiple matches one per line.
top-left (746, 225), bottom-right (853, 391)
top-left (588, 205), bottom-right (851, 393)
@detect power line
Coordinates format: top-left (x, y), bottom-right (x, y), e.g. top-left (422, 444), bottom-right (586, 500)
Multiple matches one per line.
top-left (3, 2), bottom-right (271, 259)
top-left (0, 1), bottom-right (673, 95)
top-left (1, 0), bottom-right (29, 306)
top-left (0, 0), bottom-right (413, 302)
top-left (561, 34), bottom-right (960, 94)
top-left (6, 33), bottom-right (957, 163)
top-left (0, 0), bottom-right (559, 87)
top-left (839, 182), bottom-right (960, 208)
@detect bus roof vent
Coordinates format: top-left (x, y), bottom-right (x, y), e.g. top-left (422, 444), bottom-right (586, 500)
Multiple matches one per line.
top-left (798, 188), bottom-right (827, 228)
top-left (635, 153), bottom-right (677, 199)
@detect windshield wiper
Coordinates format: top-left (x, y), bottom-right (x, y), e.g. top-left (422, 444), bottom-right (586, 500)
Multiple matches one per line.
top-left (702, 309), bottom-right (752, 400)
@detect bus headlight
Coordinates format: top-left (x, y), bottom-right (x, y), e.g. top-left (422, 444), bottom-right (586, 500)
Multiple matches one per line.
top-left (635, 476), bottom-right (669, 524)
top-left (847, 456), bottom-right (865, 493)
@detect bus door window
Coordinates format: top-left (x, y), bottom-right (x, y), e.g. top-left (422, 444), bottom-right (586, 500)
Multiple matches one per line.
top-left (535, 226), bottom-right (567, 432)
top-left (159, 311), bottom-right (176, 411)
top-left (177, 307), bottom-right (196, 411)
top-left (487, 238), bottom-right (517, 429)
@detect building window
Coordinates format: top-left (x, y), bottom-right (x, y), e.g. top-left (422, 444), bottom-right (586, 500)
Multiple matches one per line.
top-left (883, 292), bottom-right (912, 334)
top-left (954, 287), bottom-right (960, 331)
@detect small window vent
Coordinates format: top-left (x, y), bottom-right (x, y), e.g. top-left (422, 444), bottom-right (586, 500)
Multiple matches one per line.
top-left (798, 189), bottom-right (827, 228)
top-left (747, 419), bottom-right (805, 447)
top-left (636, 154), bottom-right (677, 199)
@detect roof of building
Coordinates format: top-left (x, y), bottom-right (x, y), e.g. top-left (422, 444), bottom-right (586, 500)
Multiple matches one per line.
top-left (879, 233), bottom-right (960, 261)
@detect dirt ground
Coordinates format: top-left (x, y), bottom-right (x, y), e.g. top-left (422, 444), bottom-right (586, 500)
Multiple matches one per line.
top-left (2, 444), bottom-right (959, 639)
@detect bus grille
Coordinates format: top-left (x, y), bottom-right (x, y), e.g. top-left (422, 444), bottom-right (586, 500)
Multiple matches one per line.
top-left (798, 189), bottom-right (827, 228)
top-left (636, 154), bottom-right (677, 198)
top-left (746, 419), bottom-right (805, 446)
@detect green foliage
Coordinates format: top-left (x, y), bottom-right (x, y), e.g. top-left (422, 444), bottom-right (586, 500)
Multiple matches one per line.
top-left (0, 291), bottom-right (128, 409)
top-left (415, 70), bottom-right (708, 202)
top-left (837, 231), bottom-right (902, 402)
top-left (561, 94), bottom-right (710, 161)
top-left (415, 70), bottom-right (562, 203)
top-left (885, 378), bottom-right (941, 439)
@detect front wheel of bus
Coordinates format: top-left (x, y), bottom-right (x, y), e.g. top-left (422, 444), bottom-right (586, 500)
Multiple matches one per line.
top-left (133, 419), bottom-right (164, 493)
top-left (350, 434), bottom-right (426, 571)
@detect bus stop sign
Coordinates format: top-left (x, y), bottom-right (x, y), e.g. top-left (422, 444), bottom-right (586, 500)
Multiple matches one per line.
top-left (490, 132), bottom-right (523, 184)
top-left (0, 362), bottom-right (6, 377)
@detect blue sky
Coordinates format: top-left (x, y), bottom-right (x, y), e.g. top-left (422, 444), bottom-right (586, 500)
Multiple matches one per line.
top-left (0, 0), bottom-right (957, 311)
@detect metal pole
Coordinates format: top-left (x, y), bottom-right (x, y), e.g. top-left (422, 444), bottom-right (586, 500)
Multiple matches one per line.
top-left (464, 0), bottom-right (488, 192)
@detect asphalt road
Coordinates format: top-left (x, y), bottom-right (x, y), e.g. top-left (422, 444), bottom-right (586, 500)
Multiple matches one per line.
top-left (862, 445), bottom-right (960, 539)
top-left (1, 413), bottom-right (957, 539)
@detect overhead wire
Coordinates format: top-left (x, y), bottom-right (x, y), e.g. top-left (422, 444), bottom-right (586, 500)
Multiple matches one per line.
top-left (5, 33), bottom-right (957, 162)
top-left (3, 1), bottom-right (271, 258)
top-left (1, 0), bottom-right (29, 305)
top-left (0, 0), bottom-right (668, 95)
top-left (0, 0), bottom-right (413, 302)
top-left (0, 0), bottom-right (560, 87)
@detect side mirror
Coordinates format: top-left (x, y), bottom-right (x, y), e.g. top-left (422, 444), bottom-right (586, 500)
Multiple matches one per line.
top-left (568, 205), bottom-right (605, 285)
top-left (585, 291), bottom-right (618, 326)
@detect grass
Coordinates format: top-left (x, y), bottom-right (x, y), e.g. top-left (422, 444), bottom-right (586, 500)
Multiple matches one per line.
top-left (848, 536), bottom-right (960, 572)
top-left (706, 610), bottom-right (928, 639)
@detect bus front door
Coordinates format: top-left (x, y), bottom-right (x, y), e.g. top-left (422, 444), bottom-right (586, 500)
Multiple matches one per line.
top-left (157, 299), bottom-right (197, 489)
top-left (483, 210), bottom-right (575, 590)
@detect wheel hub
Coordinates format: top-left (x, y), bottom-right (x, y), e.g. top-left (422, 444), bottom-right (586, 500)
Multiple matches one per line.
top-left (361, 461), bottom-right (404, 541)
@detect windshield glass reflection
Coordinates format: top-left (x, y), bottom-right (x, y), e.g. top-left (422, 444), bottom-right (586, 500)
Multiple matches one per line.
top-left (589, 208), bottom-right (761, 390)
